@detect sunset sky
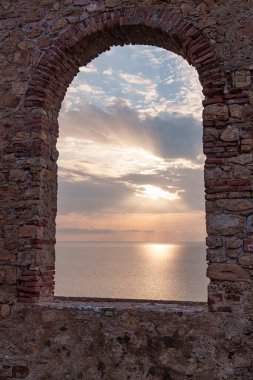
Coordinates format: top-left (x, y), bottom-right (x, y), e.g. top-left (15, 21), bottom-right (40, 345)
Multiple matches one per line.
top-left (56, 45), bottom-right (206, 242)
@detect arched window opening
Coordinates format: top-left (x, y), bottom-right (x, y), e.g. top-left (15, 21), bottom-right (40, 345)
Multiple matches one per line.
top-left (55, 45), bottom-right (208, 302)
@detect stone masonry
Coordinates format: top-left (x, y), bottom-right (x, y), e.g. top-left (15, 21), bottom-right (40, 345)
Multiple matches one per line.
top-left (0, 0), bottom-right (253, 379)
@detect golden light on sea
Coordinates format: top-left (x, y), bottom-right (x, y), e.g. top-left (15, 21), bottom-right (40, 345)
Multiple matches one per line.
top-left (145, 243), bottom-right (175, 260)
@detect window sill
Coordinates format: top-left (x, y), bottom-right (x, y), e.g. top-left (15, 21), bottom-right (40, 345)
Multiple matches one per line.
top-left (36, 296), bottom-right (207, 315)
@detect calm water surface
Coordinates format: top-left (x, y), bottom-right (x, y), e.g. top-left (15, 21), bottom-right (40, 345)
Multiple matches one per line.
top-left (55, 241), bottom-right (208, 302)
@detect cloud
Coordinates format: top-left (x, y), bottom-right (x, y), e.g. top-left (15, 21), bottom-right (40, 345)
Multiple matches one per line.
top-left (57, 228), bottom-right (153, 234)
top-left (107, 97), bottom-right (132, 107)
top-left (120, 77), bottom-right (159, 104)
top-left (61, 45), bottom-right (203, 120)
top-left (135, 184), bottom-right (182, 201)
top-left (57, 100), bottom-right (204, 216)
top-left (56, 210), bottom-right (206, 242)
top-left (57, 174), bottom-right (133, 214)
top-left (119, 72), bottom-right (152, 85)
top-left (144, 113), bottom-right (203, 160)
top-left (56, 45), bottom-right (205, 240)
top-left (75, 83), bottom-right (105, 96)
top-left (103, 67), bottom-right (113, 76)
top-left (79, 64), bottom-right (98, 73)
top-left (122, 167), bottom-right (204, 212)
top-left (126, 45), bottom-right (164, 66)
top-left (58, 102), bottom-right (203, 162)
top-left (57, 163), bottom-right (204, 216)
top-left (172, 167), bottom-right (205, 211)
top-left (57, 131), bottom-right (171, 179)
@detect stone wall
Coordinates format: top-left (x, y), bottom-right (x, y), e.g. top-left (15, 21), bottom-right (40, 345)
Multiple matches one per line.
top-left (1, 299), bottom-right (253, 379)
top-left (0, 0), bottom-right (253, 378)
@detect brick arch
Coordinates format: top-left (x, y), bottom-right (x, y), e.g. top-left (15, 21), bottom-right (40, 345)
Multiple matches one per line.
top-left (18, 7), bottom-right (246, 312)
top-left (2, 1), bottom-right (253, 377)
top-left (25, 8), bottom-right (222, 118)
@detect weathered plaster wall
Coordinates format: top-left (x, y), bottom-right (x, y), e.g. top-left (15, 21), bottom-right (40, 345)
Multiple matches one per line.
top-left (0, 0), bottom-right (253, 378)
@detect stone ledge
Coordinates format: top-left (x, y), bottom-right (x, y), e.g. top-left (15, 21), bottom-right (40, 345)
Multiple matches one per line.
top-left (37, 296), bottom-right (207, 315)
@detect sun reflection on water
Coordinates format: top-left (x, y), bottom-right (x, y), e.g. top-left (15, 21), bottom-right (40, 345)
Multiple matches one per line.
top-left (145, 243), bottom-right (176, 260)
top-left (56, 242), bottom-right (208, 301)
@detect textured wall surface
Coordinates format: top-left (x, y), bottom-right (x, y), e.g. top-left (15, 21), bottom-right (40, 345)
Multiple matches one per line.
top-left (1, 299), bottom-right (253, 380)
top-left (0, 0), bottom-right (253, 378)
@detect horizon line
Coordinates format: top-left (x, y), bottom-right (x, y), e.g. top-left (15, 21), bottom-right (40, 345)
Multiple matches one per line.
top-left (56, 240), bottom-right (205, 244)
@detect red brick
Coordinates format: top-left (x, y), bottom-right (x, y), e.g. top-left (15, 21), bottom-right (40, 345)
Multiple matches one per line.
top-left (243, 239), bottom-right (253, 252)
top-left (216, 307), bottom-right (232, 313)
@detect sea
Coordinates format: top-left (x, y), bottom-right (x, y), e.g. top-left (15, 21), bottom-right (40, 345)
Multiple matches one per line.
top-left (55, 241), bottom-right (208, 302)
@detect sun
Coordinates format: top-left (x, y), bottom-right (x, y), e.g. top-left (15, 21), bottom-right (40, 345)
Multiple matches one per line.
top-left (137, 184), bottom-right (180, 201)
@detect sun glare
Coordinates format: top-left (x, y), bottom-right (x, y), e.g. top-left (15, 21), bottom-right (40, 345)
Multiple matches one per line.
top-left (58, 138), bottom-right (168, 180)
top-left (145, 243), bottom-right (175, 260)
top-left (137, 184), bottom-right (180, 201)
